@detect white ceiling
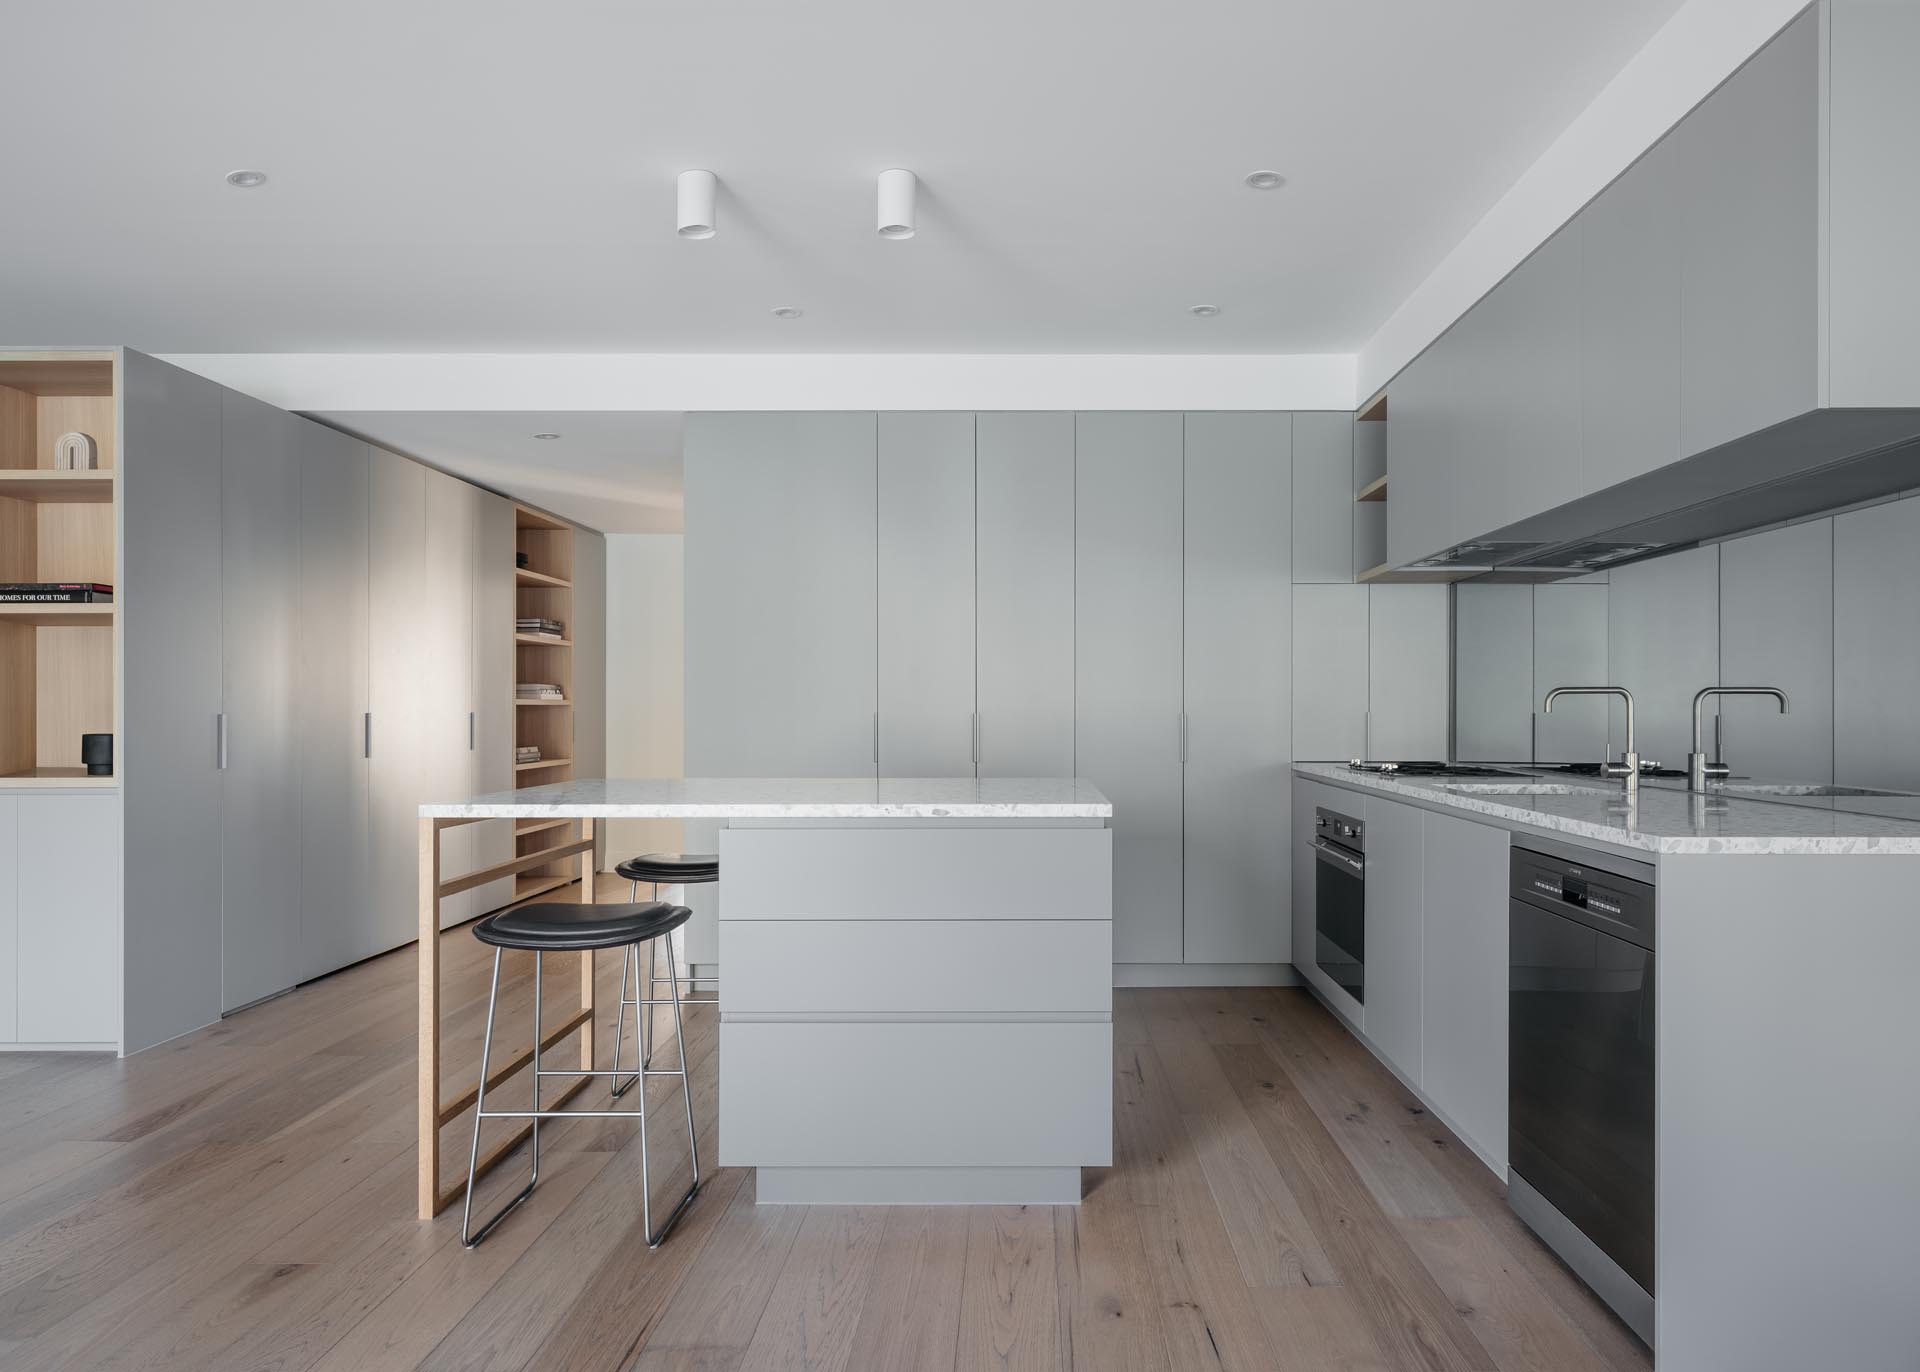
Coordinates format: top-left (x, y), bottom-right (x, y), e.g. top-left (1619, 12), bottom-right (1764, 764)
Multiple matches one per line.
top-left (5, 0), bottom-right (1686, 357)
top-left (315, 412), bottom-right (685, 533)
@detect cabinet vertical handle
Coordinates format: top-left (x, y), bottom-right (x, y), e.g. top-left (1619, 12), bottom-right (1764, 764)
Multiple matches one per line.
top-left (1179, 712), bottom-right (1189, 764)
top-left (971, 712), bottom-right (980, 766)
top-left (217, 713), bottom-right (228, 771)
top-left (872, 712), bottom-right (879, 765)
top-left (364, 712), bottom-right (372, 759)
top-left (469, 711), bottom-right (476, 750)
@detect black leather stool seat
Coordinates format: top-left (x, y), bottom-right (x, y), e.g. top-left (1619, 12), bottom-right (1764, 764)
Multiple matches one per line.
top-left (474, 901), bottom-right (691, 952)
top-left (615, 852), bottom-right (720, 885)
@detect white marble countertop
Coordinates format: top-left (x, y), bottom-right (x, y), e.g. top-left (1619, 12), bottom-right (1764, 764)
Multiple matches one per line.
top-left (422, 776), bottom-right (1113, 819)
top-left (1296, 763), bottom-right (1920, 855)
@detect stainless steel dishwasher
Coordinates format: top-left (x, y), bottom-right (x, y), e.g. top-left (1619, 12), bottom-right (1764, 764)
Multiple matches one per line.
top-left (1508, 840), bottom-right (1656, 1346)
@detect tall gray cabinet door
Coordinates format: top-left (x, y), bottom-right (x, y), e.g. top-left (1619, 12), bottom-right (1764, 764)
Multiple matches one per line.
top-left (976, 413), bottom-right (1075, 777)
top-left (1674, 8), bottom-right (1820, 458)
top-left (1385, 347), bottom-right (1452, 569)
top-left (1366, 585), bottom-right (1449, 761)
top-left (368, 449), bottom-right (429, 954)
top-left (1454, 584), bottom-right (1533, 762)
top-left (423, 470), bottom-right (477, 929)
top-left (1580, 134), bottom-right (1682, 494)
top-left (1419, 811), bottom-right (1509, 1168)
top-left (470, 491), bottom-right (516, 913)
top-left (1183, 413), bottom-right (1291, 965)
top-left (1719, 519), bottom-right (1834, 784)
top-left (297, 428), bottom-right (372, 981)
top-left (1290, 412), bottom-right (1352, 583)
top-left (1533, 582), bottom-right (1609, 763)
top-left (121, 352), bottom-right (224, 1052)
top-left (1292, 584), bottom-right (1368, 761)
top-left (219, 391), bottom-right (304, 1012)
top-left (684, 413), bottom-right (878, 777)
top-left (878, 413), bottom-right (975, 777)
top-left (1075, 413), bottom-right (1184, 965)
top-left (1834, 497), bottom-right (1920, 791)
top-left (1488, 224), bottom-right (1582, 528)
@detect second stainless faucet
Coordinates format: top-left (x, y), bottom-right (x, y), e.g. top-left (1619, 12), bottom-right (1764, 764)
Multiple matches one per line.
top-left (1543, 685), bottom-right (1639, 792)
top-left (1688, 686), bottom-right (1790, 791)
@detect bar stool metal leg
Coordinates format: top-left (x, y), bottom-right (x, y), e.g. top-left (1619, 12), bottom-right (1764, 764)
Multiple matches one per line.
top-left (639, 931), bottom-right (700, 1249)
top-left (612, 939), bottom-right (643, 1099)
top-left (462, 948), bottom-right (543, 1248)
top-left (611, 944), bottom-right (634, 1097)
top-left (642, 880), bottom-right (659, 1068)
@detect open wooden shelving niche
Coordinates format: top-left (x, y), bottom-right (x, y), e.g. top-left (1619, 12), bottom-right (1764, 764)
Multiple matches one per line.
top-left (0, 352), bottom-right (119, 787)
top-left (512, 502), bottom-right (581, 889)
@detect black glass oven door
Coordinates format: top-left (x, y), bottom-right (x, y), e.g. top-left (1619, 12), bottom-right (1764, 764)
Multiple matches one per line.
top-left (1314, 841), bottom-right (1365, 1004)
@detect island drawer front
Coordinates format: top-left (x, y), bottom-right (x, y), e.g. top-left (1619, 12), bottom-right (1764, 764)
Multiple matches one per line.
top-left (718, 826), bottom-right (1112, 921)
top-left (722, 919), bottom-right (1111, 1015)
top-left (718, 1020), bottom-right (1112, 1168)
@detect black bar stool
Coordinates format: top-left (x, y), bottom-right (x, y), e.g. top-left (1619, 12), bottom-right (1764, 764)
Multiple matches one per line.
top-left (461, 900), bottom-right (699, 1250)
top-left (614, 853), bottom-right (719, 1068)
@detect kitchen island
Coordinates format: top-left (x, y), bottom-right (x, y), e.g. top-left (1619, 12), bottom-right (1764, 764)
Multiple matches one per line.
top-left (418, 777), bottom-right (1113, 1215)
top-left (1294, 762), bottom-right (1920, 1372)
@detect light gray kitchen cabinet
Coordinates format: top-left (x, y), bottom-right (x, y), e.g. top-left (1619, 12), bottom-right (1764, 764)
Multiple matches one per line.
top-left (572, 529), bottom-right (608, 782)
top-left (1362, 793), bottom-right (1422, 1080)
top-left (1533, 581), bottom-right (1610, 763)
top-left (1718, 518), bottom-right (1834, 783)
top-left (423, 469), bottom-right (477, 929)
top-left (296, 426), bottom-right (372, 982)
top-left (16, 793), bottom-right (121, 1045)
top-left (1608, 545), bottom-right (1720, 765)
top-left (1075, 412), bottom-right (1184, 964)
top-left (1183, 412), bottom-right (1291, 964)
top-left (878, 413), bottom-right (976, 777)
top-left (0, 797), bottom-right (14, 1040)
top-left (1366, 585), bottom-right (1449, 762)
top-left (470, 490), bottom-right (517, 912)
top-left (1385, 345), bottom-right (1450, 569)
top-left (976, 413), bottom-right (1075, 778)
top-left (368, 447), bottom-right (430, 954)
top-left (1674, 7), bottom-right (1820, 459)
top-left (1454, 584), bottom-right (1534, 762)
top-left (1292, 584), bottom-right (1368, 762)
top-left (1488, 223), bottom-right (1582, 530)
top-left (684, 413), bottom-right (879, 778)
top-left (1291, 412), bottom-right (1352, 582)
top-left (1580, 133), bottom-right (1682, 494)
top-left (1834, 496), bottom-right (1920, 792)
top-left (1419, 810), bottom-right (1509, 1168)
top-left (219, 391), bottom-right (304, 1012)
top-left (121, 351), bottom-right (225, 1053)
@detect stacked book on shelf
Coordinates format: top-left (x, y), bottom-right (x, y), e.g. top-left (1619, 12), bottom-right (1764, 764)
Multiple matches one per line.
top-left (516, 682), bottom-right (565, 702)
top-left (516, 745), bottom-right (542, 765)
top-left (517, 616), bottom-right (564, 639)
top-left (0, 582), bottom-right (113, 602)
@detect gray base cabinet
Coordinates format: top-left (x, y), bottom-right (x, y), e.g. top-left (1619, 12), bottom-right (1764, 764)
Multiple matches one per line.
top-left (5, 794), bottom-right (122, 1046)
top-left (1417, 811), bottom-right (1509, 1170)
top-left (1360, 794), bottom-right (1422, 1079)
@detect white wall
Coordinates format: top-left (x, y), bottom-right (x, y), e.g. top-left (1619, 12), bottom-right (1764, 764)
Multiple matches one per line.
top-left (603, 534), bottom-right (685, 867)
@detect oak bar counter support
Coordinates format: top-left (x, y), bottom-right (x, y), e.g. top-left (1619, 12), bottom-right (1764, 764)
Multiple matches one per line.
top-left (417, 814), bottom-right (596, 1219)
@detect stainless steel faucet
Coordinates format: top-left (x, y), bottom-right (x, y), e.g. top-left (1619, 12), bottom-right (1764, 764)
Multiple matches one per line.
top-left (1687, 687), bottom-right (1790, 791)
top-left (1544, 686), bottom-right (1639, 792)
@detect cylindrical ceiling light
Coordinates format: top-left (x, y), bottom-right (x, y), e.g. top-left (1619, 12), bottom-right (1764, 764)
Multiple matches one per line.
top-left (877, 168), bottom-right (917, 239)
top-left (677, 169), bottom-right (717, 239)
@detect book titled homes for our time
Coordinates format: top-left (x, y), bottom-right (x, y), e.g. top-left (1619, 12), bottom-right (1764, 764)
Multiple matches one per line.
top-left (0, 582), bottom-right (114, 602)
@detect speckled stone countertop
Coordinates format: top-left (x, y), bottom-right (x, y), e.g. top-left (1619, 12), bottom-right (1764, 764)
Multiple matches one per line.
top-left (1295, 763), bottom-right (1920, 855)
top-left (421, 776), bottom-right (1113, 820)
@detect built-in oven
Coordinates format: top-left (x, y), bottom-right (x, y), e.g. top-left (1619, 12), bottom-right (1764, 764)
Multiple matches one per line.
top-left (1509, 840), bottom-right (1657, 1346)
top-left (1313, 806), bottom-right (1366, 1004)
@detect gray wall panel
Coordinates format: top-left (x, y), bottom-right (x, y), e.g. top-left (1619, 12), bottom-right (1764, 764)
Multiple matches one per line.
top-left (1453, 584), bottom-right (1533, 762)
top-left (1718, 518), bottom-right (1833, 783)
top-left (1607, 544), bottom-right (1719, 765)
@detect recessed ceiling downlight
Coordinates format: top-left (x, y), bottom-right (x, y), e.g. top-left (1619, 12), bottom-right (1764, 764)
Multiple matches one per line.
top-left (1189, 304), bottom-right (1222, 318)
top-left (771, 306), bottom-right (803, 319)
top-left (1243, 169), bottom-right (1285, 190)
top-left (533, 433), bottom-right (561, 440)
top-left (225, 169), bottom-right (268, 188)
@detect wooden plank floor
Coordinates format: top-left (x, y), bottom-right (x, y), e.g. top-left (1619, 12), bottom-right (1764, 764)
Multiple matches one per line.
top-left (0, 879), bottom-right (1650, 1372)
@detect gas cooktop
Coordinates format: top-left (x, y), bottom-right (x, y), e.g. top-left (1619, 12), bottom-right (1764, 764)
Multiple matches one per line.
top-left (1347, 761), bottom-right (1528, 778)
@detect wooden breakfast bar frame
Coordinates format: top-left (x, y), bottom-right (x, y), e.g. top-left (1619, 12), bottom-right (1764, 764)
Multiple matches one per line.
top-left (417, 815), bottom-right (597, 1220)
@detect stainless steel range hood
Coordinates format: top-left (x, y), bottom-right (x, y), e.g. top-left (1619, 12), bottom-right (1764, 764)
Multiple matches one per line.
top-left (1418, 409), bottom-right (1920, 582)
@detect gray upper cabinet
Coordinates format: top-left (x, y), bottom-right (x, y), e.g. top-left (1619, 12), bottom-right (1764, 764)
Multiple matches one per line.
top-left (368, 448), bottom-right (429, 953)
top-left (1183, 413), bottom-right (1291, 965)
top-left (1834, 496), bottom-right (1920, 792)
top-left (1366, 585), bottom-right (1449, 761)
top-left (121, 353), bottom-right (225, 1053)
top-left (1075, 413), bottom-right (1184, 964)
top-left (878, 413), bottom-right (976, 777)
top-left (1580, 133), bottom-right (1682, 494)
top-left (685, 413), bottom-right (878, 778)
top-left (976, 413), bottom-right (1075, 778)
top-left (219, 391), bottom-right (304, 1012)
top-left (1674, 7), bottom-right (1820, 458)
top-left (1385, 345), bottom-right (1449, 569)
top-left (1718, 518), bottom-right (1834, 783)
top-left (1290, 412), bottom-right (1352, 582)
top-left (1490, 223), bottom-right (1582, 530)
top-left (297, 427), bottom-right (372, 982)
top-left (1293, 584), bottom-right (1368, 762)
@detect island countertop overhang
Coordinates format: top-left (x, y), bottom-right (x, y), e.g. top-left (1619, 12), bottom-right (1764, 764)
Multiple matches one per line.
top-left (421, 775), bottom-right (1113, 820)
